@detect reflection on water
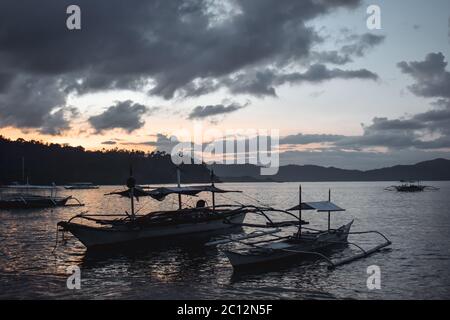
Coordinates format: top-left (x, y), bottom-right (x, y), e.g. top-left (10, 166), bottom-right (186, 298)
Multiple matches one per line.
top-left (1, 182), bottom-right (450, 299)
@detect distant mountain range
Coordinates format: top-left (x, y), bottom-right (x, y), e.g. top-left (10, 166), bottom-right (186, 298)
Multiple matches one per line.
top-left (210, 158), bottom-right (450, 182)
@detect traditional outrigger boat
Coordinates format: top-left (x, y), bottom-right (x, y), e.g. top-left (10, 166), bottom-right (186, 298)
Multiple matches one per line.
top-left (208, 186), bottom-right (392, 270)
top-left (385, 180), bottom-right (439, 192)
top-left (57, 168), bottom-right (300, 249)
top-left (0, 184), bottom-right (83, 209)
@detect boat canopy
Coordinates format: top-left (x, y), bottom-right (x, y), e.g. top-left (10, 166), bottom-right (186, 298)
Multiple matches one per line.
top-left (287, 201), bottom-right (345, 212)
top-left (107, 185), bottom-right (241, 201)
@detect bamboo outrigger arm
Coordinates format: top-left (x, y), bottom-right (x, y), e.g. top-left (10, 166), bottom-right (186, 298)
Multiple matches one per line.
top-left (221, 205), bottom-right (308, 228)
top-left (206, 229), bottom-right (282, 246)
top-left (276, 230), bottom-right (391, 270)
top-left (280, 249), bottom-right (336, 267)
top-left (322, 230), bottom-right (392, 269)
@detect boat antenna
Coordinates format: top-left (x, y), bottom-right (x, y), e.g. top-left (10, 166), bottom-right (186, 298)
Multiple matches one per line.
top-left (127, 164), bottom-right (136, 219)
top-left (298, 185), bottom-right (302, 237)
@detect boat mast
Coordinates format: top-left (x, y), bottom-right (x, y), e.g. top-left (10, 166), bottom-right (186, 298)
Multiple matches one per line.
top-left (298, 185), bottom-right (302, 237)
top-left (328, 189), bottom-right (331, 231)
top-left (177, 166), bottom-right (182, 210)
top-left (127, 165), bottom-right (136, 219)
top-left (130, 187), bottom-right (135, 218)
top-left (51, 182), bottom-right (55, 198)
top-left (211, 169), bottom-right (216, 210)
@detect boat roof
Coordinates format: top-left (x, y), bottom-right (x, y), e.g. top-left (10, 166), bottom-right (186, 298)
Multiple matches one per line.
top-left (107, 185), bottom-right (241, 201)
top-left (287, 201), bottom-right (346, 212)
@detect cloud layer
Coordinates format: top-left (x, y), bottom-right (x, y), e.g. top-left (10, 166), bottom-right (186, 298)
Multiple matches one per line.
top-left (0, 0), bottom-right (383, 134)
top-left (0, 76), bottom-right (70, 135)
top-left (188, 101), bottom-right (249, 119)
top-left (281, 52), bottom-right (450, 151)
top-left (398, 52), bottom-right (450, 98)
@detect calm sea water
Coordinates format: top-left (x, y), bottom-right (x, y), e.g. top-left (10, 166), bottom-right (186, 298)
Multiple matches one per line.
top-left (1, 181), bottom-right (450, 300)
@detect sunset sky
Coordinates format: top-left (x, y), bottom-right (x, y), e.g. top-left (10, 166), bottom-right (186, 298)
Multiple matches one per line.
top-left (1, 0), bottom-right (450, 169)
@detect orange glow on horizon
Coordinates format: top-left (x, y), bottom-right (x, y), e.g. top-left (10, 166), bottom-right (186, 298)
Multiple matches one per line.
top-left (0, 126), bottom-right (158, 153)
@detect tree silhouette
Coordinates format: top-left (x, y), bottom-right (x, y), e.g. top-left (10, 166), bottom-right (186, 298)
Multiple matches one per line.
top-left (0, 136), bottom-right (211, 185)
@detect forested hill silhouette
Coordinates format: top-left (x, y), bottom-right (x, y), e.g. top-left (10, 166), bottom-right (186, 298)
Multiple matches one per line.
top-left (0, 136), bottom-right (211, 185)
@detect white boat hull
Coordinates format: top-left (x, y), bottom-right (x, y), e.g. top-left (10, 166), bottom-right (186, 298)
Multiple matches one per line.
top-left (61, 212), bottom-right (246, 249)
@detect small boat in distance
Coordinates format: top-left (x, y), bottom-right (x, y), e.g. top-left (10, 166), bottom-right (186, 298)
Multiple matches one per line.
top-left (0, 156), bottom-right (83, 209)
top-left (385, 180), bottom-right (439, 192)
top-left (65, 182), bottom-right (99, 190)
top-left (0, 184), bottom-right (84, 209)
top-left (209, 186), bottom-right (392, 270)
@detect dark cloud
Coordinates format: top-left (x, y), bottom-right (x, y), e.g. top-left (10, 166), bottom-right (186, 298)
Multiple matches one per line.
top-left (124, 134), bottom-right (175, 146)
top-left (0, 0), bottom-right (386, 136)
top-left (310, 51), bottom-right (352, 65)
top-left (329, 101), bottom-right (450, 150)
top-left (362, 52), bottom-right (450, 149)
top-left (305, 52), bottom-right (450, 151)
top-left (281, 93), bottom-right (450, 151)
top-left (280, 64), bottom-right (378, 82)
top-left (188, 101), bottom-right (249, 119)
top-left (40, 107), bottom-right (79, 135)
top-left (0, 75), bottom-right (76, 135)
top-left (122, 133), bottom-right (180, 153)
top-left (0, 73), bottom-right (14, 93)
top-left (367, 117), bottom-right (425, 131)
top-left (0, 0), bottom-right (367, 103)
top-left (223, 70), bottom-right (278, 97)
top-left (278, 108), bottom-right (450, 167)
top-left (335, 130), bottom-right (418, 150)
top-left (341, 33), bottom-right (385, 58)
top-left (312, 33), bottom-right (385, 65)
top-left (88, 100), bottom-right (150, 133)
top-left (398, 52), bottom-right (450, 99)
top-left (225, 64), bottom-right (378, 96)
top-left (280, 133), bottom-right (347, 145)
